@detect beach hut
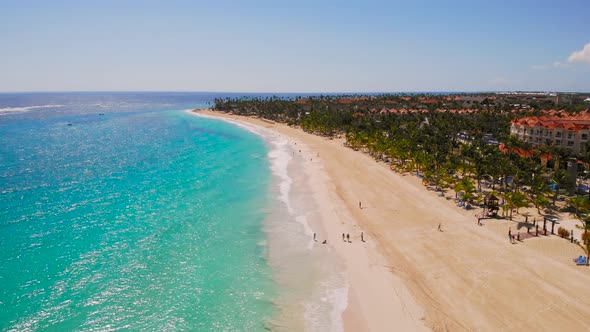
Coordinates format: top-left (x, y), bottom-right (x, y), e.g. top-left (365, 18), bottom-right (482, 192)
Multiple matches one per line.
top-left (484, 193), bottom-right (500, 216)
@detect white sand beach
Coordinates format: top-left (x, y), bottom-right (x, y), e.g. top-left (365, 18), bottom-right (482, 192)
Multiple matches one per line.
top-left (193, 109), bottom-right (590, 332)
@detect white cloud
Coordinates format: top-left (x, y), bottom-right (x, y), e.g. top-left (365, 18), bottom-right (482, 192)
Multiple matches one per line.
top-left (531, 64), bottom-right (548, 70)
top-left (568, 42), bottom-right (590, 63)
top-left (532, 42), bottom-right (589, 70)
top-left (531, 61), bottom-right (572, 70)
top-left (552, 61), bottom-right (571, 68)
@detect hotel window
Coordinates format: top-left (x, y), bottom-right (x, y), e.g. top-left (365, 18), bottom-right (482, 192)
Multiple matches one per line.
top-left (567, 141), bottom-right (574, 146)
top-left (582, 134), bottom-right (588, 140)
top-left (567, 132), bottom-right (574, 139)
top-left (556, 132), bottom-right (562, 138)
top-left (556, 140), bottom-right (561, 146)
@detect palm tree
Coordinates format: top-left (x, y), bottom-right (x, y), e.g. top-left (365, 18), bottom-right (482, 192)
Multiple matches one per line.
top-left (503, 191), bottom-right (528, 220)
top-left (567, 196), bottom-right (590, 218)
top-left (552, 168), bottom-right (572, 203)
top-left (455, 177), bottom-right (476, 201)
top-left (533, 193), bottom-right (551, 214)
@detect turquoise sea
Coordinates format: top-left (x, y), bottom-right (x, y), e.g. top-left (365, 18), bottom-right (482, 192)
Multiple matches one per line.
top-left (0, 93), bottom-right (284, 330)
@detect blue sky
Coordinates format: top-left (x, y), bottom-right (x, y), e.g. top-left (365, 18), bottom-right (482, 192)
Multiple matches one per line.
top-left (1, 0), bottom-right (589, 92)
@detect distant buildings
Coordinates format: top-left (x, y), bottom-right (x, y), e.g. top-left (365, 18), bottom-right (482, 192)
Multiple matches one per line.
top-left (510, 111), bottom-right (590, 154)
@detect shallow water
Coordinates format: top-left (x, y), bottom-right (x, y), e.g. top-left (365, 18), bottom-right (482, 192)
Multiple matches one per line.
top-left (205, 116), bottom-right (348, 332)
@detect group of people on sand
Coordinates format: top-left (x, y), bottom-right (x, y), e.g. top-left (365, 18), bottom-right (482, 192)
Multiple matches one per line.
top-left (313, 233), bottom-right (327, 244)
top-left (313, 232), bottom-right (365, 244)
top-left (310, 199), bottom-right (367, 245)
top-left (291, 141), bottom-right (320, 160)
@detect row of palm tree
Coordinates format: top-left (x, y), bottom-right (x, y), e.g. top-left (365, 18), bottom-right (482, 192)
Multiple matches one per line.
top-left (214, 95), bottom-right (590, 236)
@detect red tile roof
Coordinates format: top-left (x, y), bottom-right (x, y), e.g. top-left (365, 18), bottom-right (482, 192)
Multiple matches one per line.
top-left (499, 144), bottom-right (534, 158)
top-left (512, 111), bottom-right (590, 131)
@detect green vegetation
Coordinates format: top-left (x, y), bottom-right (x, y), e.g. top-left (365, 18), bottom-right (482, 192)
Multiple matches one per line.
top-left (214, 94), bottom-right (590, 221)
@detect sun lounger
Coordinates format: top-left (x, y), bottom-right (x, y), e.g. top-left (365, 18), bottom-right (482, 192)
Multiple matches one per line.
top-left (574, 256), bottom-right (588, 265)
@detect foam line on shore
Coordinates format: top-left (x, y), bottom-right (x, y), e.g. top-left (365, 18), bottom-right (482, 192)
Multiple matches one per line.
top-left (190, 110), bottom-right (347, 330)
top-left (192, 110), bottom-right (315, 248)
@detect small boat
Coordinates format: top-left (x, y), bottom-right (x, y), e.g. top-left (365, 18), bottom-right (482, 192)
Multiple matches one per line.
top-left (67, 123), bottom-right (73, 126)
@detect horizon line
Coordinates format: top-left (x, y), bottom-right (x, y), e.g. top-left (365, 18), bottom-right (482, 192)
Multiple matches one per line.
top-left (1, 90), bottom-right (589, 94)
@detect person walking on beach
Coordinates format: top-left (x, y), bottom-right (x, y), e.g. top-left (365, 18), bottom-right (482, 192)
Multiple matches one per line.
top-left (346, 233), bottom-right (350, 243)
top-left (342, 233), bottom-right (345, 242)
top-left (361, 232), bottom-right (365, 242)
top-left (359, 201), bottom-right (362, 209)
top-left (313, 233), bottom-right (317, 242)
top-left (438, 223), bottom-right (442, 231)
top-left (508, 228), bottom-right (513, 244)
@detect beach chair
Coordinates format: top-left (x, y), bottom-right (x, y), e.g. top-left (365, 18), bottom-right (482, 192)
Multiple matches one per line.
top-left (574, 256), bottom-right (588, 265)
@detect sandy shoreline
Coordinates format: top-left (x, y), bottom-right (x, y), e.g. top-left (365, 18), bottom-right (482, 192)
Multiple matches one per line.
top-left (191, 109), bottom-right (590, 331)
top-left (191, 109), bottom-right (427, 331)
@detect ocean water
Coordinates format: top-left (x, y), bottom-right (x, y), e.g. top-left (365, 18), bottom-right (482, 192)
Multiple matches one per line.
top-left (204, 116), bottom-right (348, 332)
top-left (0, 93), bottom-right (278, 330)
top-left (1, 92), bottom-right (349, 331)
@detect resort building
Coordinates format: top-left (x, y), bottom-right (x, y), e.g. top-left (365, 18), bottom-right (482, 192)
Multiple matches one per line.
top-left (510, 111), bottom-right (590, 154)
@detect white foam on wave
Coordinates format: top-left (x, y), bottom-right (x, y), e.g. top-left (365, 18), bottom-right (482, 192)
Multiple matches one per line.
top-left (193, 112), bottom-right (319, 248)
top-left (191, 111), bottom-right (266, 138)
top-left (296, 215), bottom-right (316, 249)
top-left (0, 104), bottom-right (65, 115)
top-left (267, 136), bottom-right (293, 213)
top-left (191, 111), bottom-right (347, 329)
top-left (327, 284), bottom-right (349, 332)
top-left (304, 274), bottom-right (349, 332)
top-left (192, 112), bottom-right (296, 211)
